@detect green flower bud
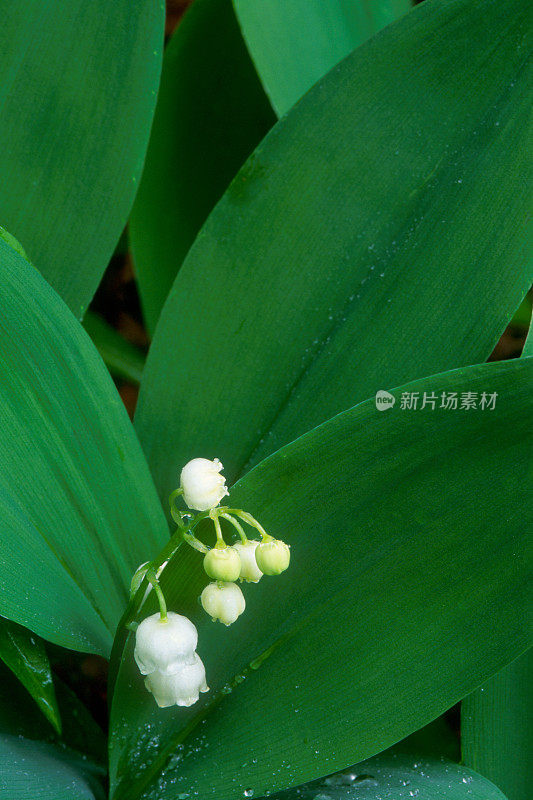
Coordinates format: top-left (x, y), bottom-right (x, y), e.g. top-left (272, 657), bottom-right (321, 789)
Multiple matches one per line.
top-left (203, 546), bottom-right (241, 582)
top-left (255, 539), bottom-right (290, 575)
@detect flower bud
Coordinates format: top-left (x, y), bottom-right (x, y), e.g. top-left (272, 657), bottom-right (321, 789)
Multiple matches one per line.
top-left (203, 546), bottom-right (241, 582)
top-left (144, 653), bottom-right (209, 708)
top-left (255, 539), bottom-right (290, 575)
top-left (201, 581), bottom-right (245, 625)
top-left (232, 540), bottom-right (263, 583)
top-left (134, 612), bottom-right (198, 676)
top-left (180, 457), bottom-right (229, 511)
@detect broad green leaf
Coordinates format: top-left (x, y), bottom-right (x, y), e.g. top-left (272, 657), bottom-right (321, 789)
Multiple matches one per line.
top-left (130, 0), bottom-right (275, 334)
top-left (460, 317), bottom-right (532, 800)
top-left (110, 358), bottom-right (531, 800)
top-left (135, 0), bottom-right (532, 506)
top-left (0, 238), bottom-right (168, 656)
top-left (83, 312), bottom-right (146, 385)
top-left (0, 0), bottom-right (164, 318)
top-left (0, 226), bottom-right (146, 384)
top-left (0, 225), bottom-right (28, 260)
top-left (0, 734), bottom-right (105, 800)
top-left (233, 0), bottom-right (411, 116)
top-left (0, 618), bottom-right (60, 734)
top-left (277, 755), bottom-right (507, 800)
top-left (461, 646), bottom-right (532, 800)
top-left (0, 659), bottom-right (105, 765)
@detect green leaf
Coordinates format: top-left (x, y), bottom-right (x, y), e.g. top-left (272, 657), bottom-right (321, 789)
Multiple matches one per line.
top-left (461, 648), bottom-right (532, 800)
top-left (0, 0), bottom-right (164, 318)
top-left (83, 312), bottom-right (146, 385)
top-left (135, 0), bottom-right (532, 506)
top-left (0, 619), bottom-right (60, 734)
top-left (0, 658), bottom-right (105, 765)
top-left (110, 358), bottom-right (532, 800)
top-left (0, 734), bottom-right (105, 800)
top-left (130, 0), bottom-right (275, 335)
top-left (522, 313), bottom-right (533, 357)
top-left (276, 755), bottom-right (508, 799)
top-left (233, 0), bottom-right (411, 116)
top-left (0, 225), bottom-right (28, 260)
top-left (0, 238), bottom-right (168, 656)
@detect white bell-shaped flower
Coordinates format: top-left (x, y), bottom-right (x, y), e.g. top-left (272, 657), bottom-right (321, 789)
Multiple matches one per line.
top-left (201, 581), bottom-right (245, 625)
top-left (180, 457), bottom-right (229, 511)
top-left (255, 539), bottom-right (291, 575)
top-left (144, 653), bottom-right (209, 708)
top-left (232, 540), bottom-right (263, 583)
top-left (134, 612), bottom-right (198, 676)
top-left (203, 545), bottom-right (241, 581)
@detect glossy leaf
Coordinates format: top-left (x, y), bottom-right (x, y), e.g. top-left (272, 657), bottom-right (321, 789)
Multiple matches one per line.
top-left (0, 618), bottom-right (60, 734)
top-left (0, 238), bottom-right (168, 655)
top-left (83, 312), bottom-right (146, 385)
top-left (0, 659), bottom-right (105, 765)
top-left (0, 734), bottom-right (105, 800)
top-left (110, 358), bottom-right (532, 800)
top-left (136, 0), bottom-right (533, 507)
top-left (462, 644), bottom-right (532, 800)
top-left (233, 0), bottom-right (411, 116)
top-left (277, 755), bottom-right (507, 800)
top-left (0, 0), bottom-right (164, 318)
top-left (130, 0), bottom-right (275, 334)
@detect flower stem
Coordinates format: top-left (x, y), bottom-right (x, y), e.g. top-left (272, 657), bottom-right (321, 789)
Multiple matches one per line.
top-left (210, 509), bottom-right (225, 546)
top-left (219, 512), bottom-right (248, 543)
top-left (146, 568), bottom-right (167, 622)
top-left (225, 508), bottom-right (272, 541)
top-left (169, 488), bottom-right (186, 527)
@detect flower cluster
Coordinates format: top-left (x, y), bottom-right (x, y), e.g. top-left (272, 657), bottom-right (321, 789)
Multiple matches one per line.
top-left (177, 458), bottom-right (291, 626)
top-left (129, 457), bottom-right (291, 710)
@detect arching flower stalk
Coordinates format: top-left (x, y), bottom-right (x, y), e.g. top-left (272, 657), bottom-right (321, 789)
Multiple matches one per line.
top-left (126, 456), bottom-right (292, 710)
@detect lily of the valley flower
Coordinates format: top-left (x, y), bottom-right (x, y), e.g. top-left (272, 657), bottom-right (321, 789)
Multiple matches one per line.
top-left (145, 654), bottom-right (208, 708)
top-left (203, 545), bottom-right (241, 581)
top-left (201, 581), bottom-right (245, 625)
top-left (232, 540), bottom-right (263, 583)
top-left (180, 457), bottom-right (229, 511)
top-left (134, 612), bottom-right (209, 708)
top-left (255, 539), bottom-right (291, 575)
top-left (134, 612), bottom-right (198, 675)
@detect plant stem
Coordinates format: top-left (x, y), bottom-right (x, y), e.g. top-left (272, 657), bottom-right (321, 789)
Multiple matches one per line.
top-left (219, 512), bottom-right (248, 543)
top-left (147, 569), bottom-right (167, 622)
top-left (210, 509), bottom-right (225, 546)
top-left (225, 508), bottom-right (271, 541)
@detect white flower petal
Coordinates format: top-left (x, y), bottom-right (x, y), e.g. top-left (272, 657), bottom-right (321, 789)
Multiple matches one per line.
top-left (145, 654), bottom-right (209, 708)
top-left (200, 582), bottom-right (245, 625)
top-left (180, 457), bottom-right (228, 511)
top-left (232, 541), bottom-right (263, 583)
top-left (134, 612), bottom-right (198, 675)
